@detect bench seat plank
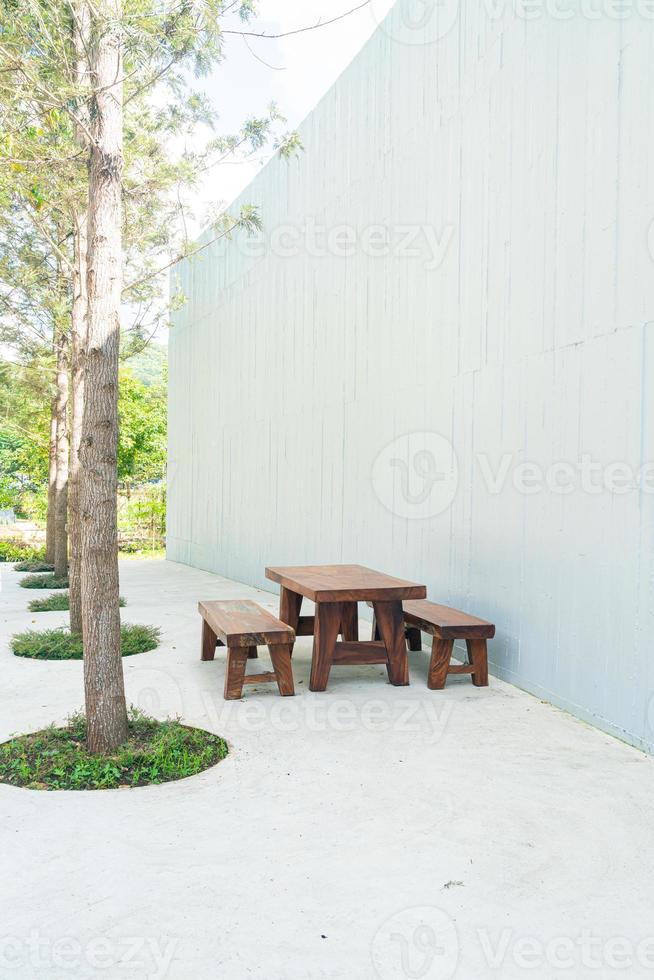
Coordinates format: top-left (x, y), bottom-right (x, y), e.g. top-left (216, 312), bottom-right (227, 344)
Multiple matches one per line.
top-left (198, 599), bottom-right (295, 647)
top-left (402, 599), bottom-right (495, 640)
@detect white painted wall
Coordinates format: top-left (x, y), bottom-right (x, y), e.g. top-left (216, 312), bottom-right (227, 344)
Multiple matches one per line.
top-left (168, 1), bottom-right (654, 753)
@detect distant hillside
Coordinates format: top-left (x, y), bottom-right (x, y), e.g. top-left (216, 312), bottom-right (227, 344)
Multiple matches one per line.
top-left (127, 343), bottom-right (167, 387)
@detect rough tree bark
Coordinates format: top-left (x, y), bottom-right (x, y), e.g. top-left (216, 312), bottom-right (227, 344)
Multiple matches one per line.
top-left (53, 323), bottom-right (69, 579)
top-left (68, 213), bottom-right (86, 629)
top-left (45, 404), bottom-right (57, 564)
top-left (80, 0), bottom-right (128, 753)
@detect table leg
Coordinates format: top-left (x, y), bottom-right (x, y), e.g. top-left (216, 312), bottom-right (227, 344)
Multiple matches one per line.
top-left (310, 601), bottom-right (342, 692)
top-left (340, 601), bottom-right (359, 641)
top-left (372, 600), bottom-right (410, 686)
top-left (279, 587), bottom-right (303, 653)
top-left (201, 620), bottom-right (217, 661)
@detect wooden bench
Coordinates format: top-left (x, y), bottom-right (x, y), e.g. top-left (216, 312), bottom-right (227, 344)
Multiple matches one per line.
top-left (371, 599), bottom-right (495, 690)
top-left (199, 599), bottom-right (296, 700)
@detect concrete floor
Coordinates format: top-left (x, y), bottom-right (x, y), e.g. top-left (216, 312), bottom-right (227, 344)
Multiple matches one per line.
top-left (1, 559), bottom-right (653, 980)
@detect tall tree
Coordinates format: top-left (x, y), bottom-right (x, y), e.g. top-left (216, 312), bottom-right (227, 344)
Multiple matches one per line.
top-left (1, 0), bottom-right (300, 753)
top-left (80, 0), bottom-right (128, 752)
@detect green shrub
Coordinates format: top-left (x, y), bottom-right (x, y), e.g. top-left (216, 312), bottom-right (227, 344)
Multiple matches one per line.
top-left (11, 623), bottom-right (160, 660)
top-left (0, 709), bottom-right (228, 790)
top-left (28, 592), bottom-right (126, 613)
top-left (13, 560), bottom-right (54, 573)
top-left (19, 573), bottom-right (69, 590)
top-left (0, 540), bottom-right (46, 563)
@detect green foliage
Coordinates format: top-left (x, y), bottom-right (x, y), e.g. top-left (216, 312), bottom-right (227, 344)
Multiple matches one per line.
top-left (119, 483), bottom-right (166, 550)
top-left (19, 573), bottom-right (69, 589)
top-left (13, 559), bottom-right (53, 572)
top-left (28, 592), bottom-right (126, 612)
top-left (0, 0), bottom-right (300, 357)
top-left (27, 592), bottom-right (72, 612)
top-left (11, 623), bottom-right (159, 660)
top-left (0, 355), bottom-right (169, 539)
top-left (126, 342), bottom-right (167, 387)
top-left (120, 547), bottom-right (166, 561)
top-left (0, 361), bottom-right (51, 518)
top-left (118, 366), bottom-right (167, 487)
top-left (0, 540), bottom-right (46, 563)
top-left (0, 709), bottom-right (228, 790)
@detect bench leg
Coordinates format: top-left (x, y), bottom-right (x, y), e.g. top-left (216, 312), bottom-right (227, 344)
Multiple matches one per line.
top-left (371, 613), bottom-right (380, 641)
top-left (406, 626), bottom-right (423, 651)
top-left (269, 643), bottom-right (295, 696)
top-left (201, 620), bottom-right (218, 661)
top-left (340, 602), bottom-right (359, 641)
top-left (280, 587), bottom-right (303, 654)
top-left (466, 639), bottom-right (489, 687)
top-left (428, 638), bottom-right (453, 690)
top-left (224, 647), bottom-right (248, 700)
top-left (247, 645), bottom-right (258, 660)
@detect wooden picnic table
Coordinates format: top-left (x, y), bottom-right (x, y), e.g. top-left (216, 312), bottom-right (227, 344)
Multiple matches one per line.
top-left (265, 564), bottom-right (427, 691)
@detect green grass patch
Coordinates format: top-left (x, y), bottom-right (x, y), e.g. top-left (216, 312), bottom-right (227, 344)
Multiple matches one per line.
top-left (28, 592), bottom-right (126, 613)
top-left (119, 547), bottom-right (166, 561)
top-left (0, 709), bottom-right (228, 790)
top-left (0, 541), bottom-right (46, 563)
top-left (19, 573), bottom-right (69, 590)
top-left (13, 560), bottom-right (55, 573)
top-left (11, 623), bottom-right (160, 660)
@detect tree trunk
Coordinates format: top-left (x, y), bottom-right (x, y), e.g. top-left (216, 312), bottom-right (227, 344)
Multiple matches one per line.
top-left (80, 0), bottom-right (128, 754)
top-left (68, 0), bottom-right (90, 635)
top-left (45, 403), bottom-right (57, 564)
top-left (53, 324), bottom-right (69, 579)
top-left (69, 212), bottom-right (87, 631)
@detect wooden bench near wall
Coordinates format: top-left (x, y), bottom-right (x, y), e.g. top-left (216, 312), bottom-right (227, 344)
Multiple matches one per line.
top-left (372, 599), bottom-right (495, 690)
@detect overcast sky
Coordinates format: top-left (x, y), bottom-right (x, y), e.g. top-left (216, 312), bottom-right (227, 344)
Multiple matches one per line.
top-left (195, 1), bottom-right (395, 212)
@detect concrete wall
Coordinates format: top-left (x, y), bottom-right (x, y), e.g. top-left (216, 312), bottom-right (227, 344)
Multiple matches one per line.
top-left (168, 1), bottom-right (654, 753)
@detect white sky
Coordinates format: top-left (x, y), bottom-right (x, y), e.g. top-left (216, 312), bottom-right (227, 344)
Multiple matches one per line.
top-left (196, 0), bottom-right (395, 211)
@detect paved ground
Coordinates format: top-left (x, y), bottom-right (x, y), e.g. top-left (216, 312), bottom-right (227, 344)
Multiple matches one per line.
top-left (1, 559), bottom-right (654, 980)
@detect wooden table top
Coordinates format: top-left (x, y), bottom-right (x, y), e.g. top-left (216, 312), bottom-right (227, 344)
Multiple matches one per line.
top-left (265, 564), bottom-right (427, 603)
